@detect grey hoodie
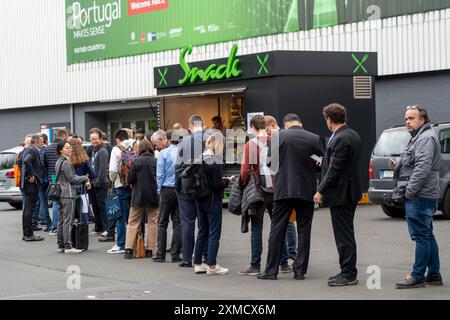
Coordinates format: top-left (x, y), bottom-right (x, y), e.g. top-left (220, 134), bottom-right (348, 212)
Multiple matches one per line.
top-left (394, 124), bottom-right (441, 199)
top-left (56, 157), bottom-right (89, 199)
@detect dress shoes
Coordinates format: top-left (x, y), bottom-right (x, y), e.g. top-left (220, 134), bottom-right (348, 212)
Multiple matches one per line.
top-left (178, 261), bottom-right (193, 268)
top-left (257, 273), bottom-right (277, 280)
top-left (293, 274), bottom-right (305, 280)
top-left (23, 235), bottom-right (44, 242)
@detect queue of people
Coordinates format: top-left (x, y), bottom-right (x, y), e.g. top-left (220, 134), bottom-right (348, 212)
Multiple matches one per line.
top-left (15, 103), bottom-right (443, 288)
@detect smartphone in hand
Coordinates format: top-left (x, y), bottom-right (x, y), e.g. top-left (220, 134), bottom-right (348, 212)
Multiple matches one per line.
top-left (310, 154), bottom-right (321, 162)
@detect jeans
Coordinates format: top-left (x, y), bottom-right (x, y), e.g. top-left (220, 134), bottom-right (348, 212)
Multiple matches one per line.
top-left (115, 187), bottom-right (131, 250)
top-left (249, 194), bottom-right (289, 269)
top-left (32, 182), bottom-right (51, 228)
top-left (286, 222), bottom-right (298, 260)
top-left (177, 191), bottom-right (199, 263)
top-left (194, 196), bottom-right (222, 266)
top-left (51, 201), bottom-right (60, 231)
top-left (405, 197), bottom-right (440, 282)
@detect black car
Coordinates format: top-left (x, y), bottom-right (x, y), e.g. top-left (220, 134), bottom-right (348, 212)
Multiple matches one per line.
top-left (368, 123), bottom-right (450, 219)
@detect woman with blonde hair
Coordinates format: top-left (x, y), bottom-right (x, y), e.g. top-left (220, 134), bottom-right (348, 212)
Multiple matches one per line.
top-left (193, 131), bottom-right (230, 275)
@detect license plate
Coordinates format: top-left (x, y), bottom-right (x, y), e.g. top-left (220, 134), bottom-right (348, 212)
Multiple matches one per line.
top-left (381, 170), bottom-right (394, 179)
top-left (0, 180), bottom-right (5, 188)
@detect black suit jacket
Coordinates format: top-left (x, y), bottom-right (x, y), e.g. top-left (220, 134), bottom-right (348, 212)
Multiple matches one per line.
top-left (318, 125), bottom-right (362, 207)
top-left (273, 126), bottom-right (324, 202)
top-left (21, 146), bottom-right (45, 189)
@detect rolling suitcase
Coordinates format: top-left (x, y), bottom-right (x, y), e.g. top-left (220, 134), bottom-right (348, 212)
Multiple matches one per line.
top-left (71, 222), bottom-right (89, 250)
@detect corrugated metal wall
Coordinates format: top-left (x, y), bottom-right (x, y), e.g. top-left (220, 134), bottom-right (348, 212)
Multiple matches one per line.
top-left (1, 1), bottom-right (449, 110)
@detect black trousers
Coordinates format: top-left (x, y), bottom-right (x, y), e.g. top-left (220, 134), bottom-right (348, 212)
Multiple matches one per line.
top-left (157, 187), bottom-right (182, 258)
top-left (330, 202), bottom-right (358, 278)
top-left (22, 182), bottom-right (39, 237)
top-left (264, 198), bottom-right (314, 276)
top-left (91, 184), bottom-right (109, 233)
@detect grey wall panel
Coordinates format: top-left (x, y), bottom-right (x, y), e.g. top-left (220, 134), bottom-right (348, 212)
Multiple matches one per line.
top-left (0, 106), bottom-right (70, 151)
top-left (375, 71), bottom-right (450, 136)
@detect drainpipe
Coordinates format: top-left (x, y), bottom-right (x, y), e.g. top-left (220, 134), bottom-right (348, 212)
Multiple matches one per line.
top-left (70, 104), bottom-right (75, 133)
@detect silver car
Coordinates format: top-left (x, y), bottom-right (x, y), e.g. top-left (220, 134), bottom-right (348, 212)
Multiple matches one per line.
top-left (368, 123), bottom-right (450, 219)
top-left (0, 146), bottom-right (24, 209)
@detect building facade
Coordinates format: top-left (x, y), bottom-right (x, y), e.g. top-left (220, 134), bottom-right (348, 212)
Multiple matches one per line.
top-left (1, 1), bottom-right (450, 151)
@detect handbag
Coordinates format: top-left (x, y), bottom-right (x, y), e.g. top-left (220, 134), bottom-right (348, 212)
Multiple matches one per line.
top-left (241, 167), bottom-right (265, 214)
top-left (228, 176), bottom-right (243, 216)
top-left (134, 230), bottom-right (146, 258)
top-left (46, 159), bottom-right (65, 201)
top-left (106, 191), bottom-right (121, 222)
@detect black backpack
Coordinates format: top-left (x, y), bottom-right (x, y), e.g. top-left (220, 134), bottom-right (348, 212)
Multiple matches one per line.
top-left (180, 132), bottom-right (211, 200)
top-left (180, 159), bottom-right (210, 200)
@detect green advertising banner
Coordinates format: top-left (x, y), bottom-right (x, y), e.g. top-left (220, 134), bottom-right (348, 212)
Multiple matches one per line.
top-left (66, 0), bottom-right (450, 65)
top-left (65, 0), bottom-right (299, 64)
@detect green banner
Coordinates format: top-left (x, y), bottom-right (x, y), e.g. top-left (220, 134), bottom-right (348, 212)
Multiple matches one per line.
top-left (66, 0), bottom-right (450, 65)
top-left (65, 0), bottom-right (299, 64)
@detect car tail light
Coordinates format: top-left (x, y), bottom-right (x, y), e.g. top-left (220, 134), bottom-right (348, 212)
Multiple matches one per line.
top-left (369, 162), bottom-right (374, 180)
top-left (5, 171), bottom-right (14, 179)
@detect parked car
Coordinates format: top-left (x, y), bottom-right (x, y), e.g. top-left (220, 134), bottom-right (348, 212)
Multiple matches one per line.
top-left (0, 146), bottom-right (24, 209)
top-left (368, 123), bottom-right (450, 219)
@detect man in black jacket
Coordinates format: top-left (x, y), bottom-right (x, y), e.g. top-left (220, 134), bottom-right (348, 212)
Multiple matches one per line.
top-left (314, 103), bottom-right (362, 286)
top-left (89, 130), bottom-right (110, 235)
top-left (258, 114), bottom-right (323, 280)
top-left (21, 134), bottom-right (46, 241)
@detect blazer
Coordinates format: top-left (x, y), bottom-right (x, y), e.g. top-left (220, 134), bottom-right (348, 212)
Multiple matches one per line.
top-left (128, 152), bottom-right (159, 208)
top-left (318, 125), bottom-right (363, 207)
top-left (273, 126), bottom-right (324, 202)
top-left (21, 146), bottom-right (45, 189)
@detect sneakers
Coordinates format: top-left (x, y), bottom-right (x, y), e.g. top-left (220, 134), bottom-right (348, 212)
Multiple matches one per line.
top-left (101, 231), bottom-right (108, 237)
top-left (396, 275), bottom-right (425, 289)
top-left (238, 265), bottom-right (261, 276)
top-left (64, 248), bottom-right (83, 254)
top-left (279, 265), bottom-right (293, 273)
top-left (425, 274), bottom-right (443, 286)
top-left (57, 248), bottom-right (65, 253)
top-left (49, 230), bottom-right (57, 236)
top-left (23, 235), bottom-right (44, 242)
top-left (194, 263), bottom-right (208, 274)
top-left (207, 265), bottom-right (229, 275)
top-left (98, 237), bottom-right (115, 242)
top-left (107, 245), bottom-right (125, 254)
top-left (328, 274), bottom-right (358, 287)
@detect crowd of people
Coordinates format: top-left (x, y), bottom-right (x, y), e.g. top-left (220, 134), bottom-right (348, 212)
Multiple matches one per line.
top-left (15, 103), bottom-right (443, 288)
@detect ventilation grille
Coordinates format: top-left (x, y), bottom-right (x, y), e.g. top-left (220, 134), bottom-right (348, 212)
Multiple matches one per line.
top-left (353, 76), bottom-right (372, 99)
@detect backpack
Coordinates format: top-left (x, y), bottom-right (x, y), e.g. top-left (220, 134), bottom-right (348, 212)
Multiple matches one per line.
top-left (118, 145), bottom-right (137, 186)
top-left (252, 137), bottom-right (275, 193)
top-left (180, 158), bottom-right (210, 200)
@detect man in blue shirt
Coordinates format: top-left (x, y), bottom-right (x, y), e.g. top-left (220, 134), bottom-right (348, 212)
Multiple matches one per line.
top-left (153, 129), bottom-right (184, 263)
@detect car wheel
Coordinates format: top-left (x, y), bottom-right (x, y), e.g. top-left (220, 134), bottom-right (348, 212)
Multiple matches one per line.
top-left (381, 205), bottom-right (405, 218)
top-left (9, 202), bottom-right (22, 210)
top-left (441, 188), bottom-right (450, 219)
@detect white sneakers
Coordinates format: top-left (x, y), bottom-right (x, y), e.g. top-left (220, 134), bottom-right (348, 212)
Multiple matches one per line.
top-left (49, 230), bottom-right (57, 236)
top-left (194, 263), bottom-right (208, 274)
top-left (64, 248), bottom-right (83, 254)
top-left (194, 264), bottom-right (229, 275)
top-left (206, 265), bottom-right (229, 276)
top-left (107, 244), bottom-right (125, 254)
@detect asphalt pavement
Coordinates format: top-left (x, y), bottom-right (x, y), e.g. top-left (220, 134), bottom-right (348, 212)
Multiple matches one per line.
top-left (0, 202), bottom-right (449, 300)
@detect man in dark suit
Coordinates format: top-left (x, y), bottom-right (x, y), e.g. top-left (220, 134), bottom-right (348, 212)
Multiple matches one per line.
top-left (21, 133), bottom-right (46, 241)
top-left (258, 114), bottom-right (323, 280)
top-left (314, 103), bottom-right (362, 286)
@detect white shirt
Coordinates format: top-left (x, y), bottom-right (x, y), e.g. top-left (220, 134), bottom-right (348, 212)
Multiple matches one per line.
top-left (109, 140), bottom-right (134, 189)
